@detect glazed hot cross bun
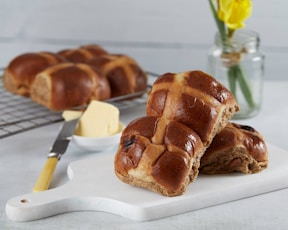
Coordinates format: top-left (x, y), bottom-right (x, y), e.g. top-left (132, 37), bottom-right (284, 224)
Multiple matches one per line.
top-left (57, 44), bottom-right (108, 63)
top-left (114, 116), bottom-right (205, 197)
top-left (3, 52), bottom-right (66, 96)
top-left (146, 70), bottom-right (239, 147)
top-left (87, 54), bottom-right (147, 97)
top-left (30, 63), bottom-right (111, 111)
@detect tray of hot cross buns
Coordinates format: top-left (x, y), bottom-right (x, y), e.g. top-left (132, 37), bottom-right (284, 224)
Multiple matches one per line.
top-left (0, 44), bottom-right (156, 138)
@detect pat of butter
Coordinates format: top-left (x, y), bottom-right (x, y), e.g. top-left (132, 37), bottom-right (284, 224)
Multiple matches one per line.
top-left (62, 110), bottom-right (83, 121)
top-left (75, 100), bottom-right (120, 137)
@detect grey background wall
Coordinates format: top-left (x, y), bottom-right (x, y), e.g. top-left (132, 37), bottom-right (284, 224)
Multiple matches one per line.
top-left (1, 0), bottom-right (287, 79)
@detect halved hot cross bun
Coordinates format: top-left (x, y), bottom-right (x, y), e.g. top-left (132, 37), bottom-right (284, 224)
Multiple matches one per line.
top-left (200, 122), bottom-right (268, 174)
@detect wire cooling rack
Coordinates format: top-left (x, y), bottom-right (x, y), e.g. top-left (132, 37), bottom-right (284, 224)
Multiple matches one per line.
top-left (0, 70), bottom-right (156, 139)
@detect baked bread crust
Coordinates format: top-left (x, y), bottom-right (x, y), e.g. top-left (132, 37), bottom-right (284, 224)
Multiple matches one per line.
top-left (3, 52), bottom-right (65, 96)
top-left (30, 63), bottom-right (111, 111)
top-left (200, 123), bottom-right (268, 174)
top-left (3, 46), bottom-right (148, 111)
top-left (114, 116), bottom-right (205, 197)
top-left (87, 54), bottom-right (147, 97)
top-left (57, 44), bottom-right (108, 63)
top-left (146, 71), bottom-right (239, 147)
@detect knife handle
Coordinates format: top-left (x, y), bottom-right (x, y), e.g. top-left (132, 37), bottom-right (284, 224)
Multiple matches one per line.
top-left (33, 157), bottom-right (58, 192)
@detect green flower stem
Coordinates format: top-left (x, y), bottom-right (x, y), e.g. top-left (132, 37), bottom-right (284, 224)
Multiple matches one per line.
top-left (228, 64), bottom-right (255, 109)
top-left (208, 0), bottom-right (226, 42)
top-left (236, 65), bottom-right (256, 109)
top-left (228, 65), bottom-right (237, 98)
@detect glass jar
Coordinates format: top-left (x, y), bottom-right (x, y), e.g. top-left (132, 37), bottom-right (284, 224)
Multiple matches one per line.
top-left (208, 29), bottom-right (265, 119)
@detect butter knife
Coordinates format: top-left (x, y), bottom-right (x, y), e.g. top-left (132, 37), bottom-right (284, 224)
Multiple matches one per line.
top-left (33, 118), bottom-right (80, 192)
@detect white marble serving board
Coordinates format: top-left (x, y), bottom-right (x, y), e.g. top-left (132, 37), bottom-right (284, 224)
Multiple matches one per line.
top-left (5, 144), bottom-right (288, 222)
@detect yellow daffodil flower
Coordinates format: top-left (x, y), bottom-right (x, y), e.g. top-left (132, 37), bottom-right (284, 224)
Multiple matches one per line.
top-left (218, 0), bottom-right (252, 30)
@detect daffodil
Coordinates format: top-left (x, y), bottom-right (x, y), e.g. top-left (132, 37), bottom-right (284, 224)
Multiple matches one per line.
top-left (218, 0), bottom-right (252, 31)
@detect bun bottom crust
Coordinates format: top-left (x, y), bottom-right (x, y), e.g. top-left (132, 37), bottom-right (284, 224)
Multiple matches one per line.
top-left (200, 123), bottom-right (268, 174)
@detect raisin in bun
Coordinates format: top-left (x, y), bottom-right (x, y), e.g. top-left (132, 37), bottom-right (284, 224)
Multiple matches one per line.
top-left (3, 52), bottom-right (65, 96)
top-left (200, 123), bottom-right (268, 174)
top-left (87, 54), bottom-right (147, 97)
top-left (57, 44), bottom-right (108, 63)
top-left (146, 70), bottom-right (239, 147)
top-left (30, 63), bottom-right (111, 111)
top-left (114, 116), bottom-right (205, 197)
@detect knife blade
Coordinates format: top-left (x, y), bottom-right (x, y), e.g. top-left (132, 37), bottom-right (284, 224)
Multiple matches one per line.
top-left (33, 118), bottom-right (80, 192)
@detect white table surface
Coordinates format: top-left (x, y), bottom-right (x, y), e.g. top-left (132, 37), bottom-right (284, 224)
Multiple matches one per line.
top-left (1, 80), bottom-right (288, 230)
